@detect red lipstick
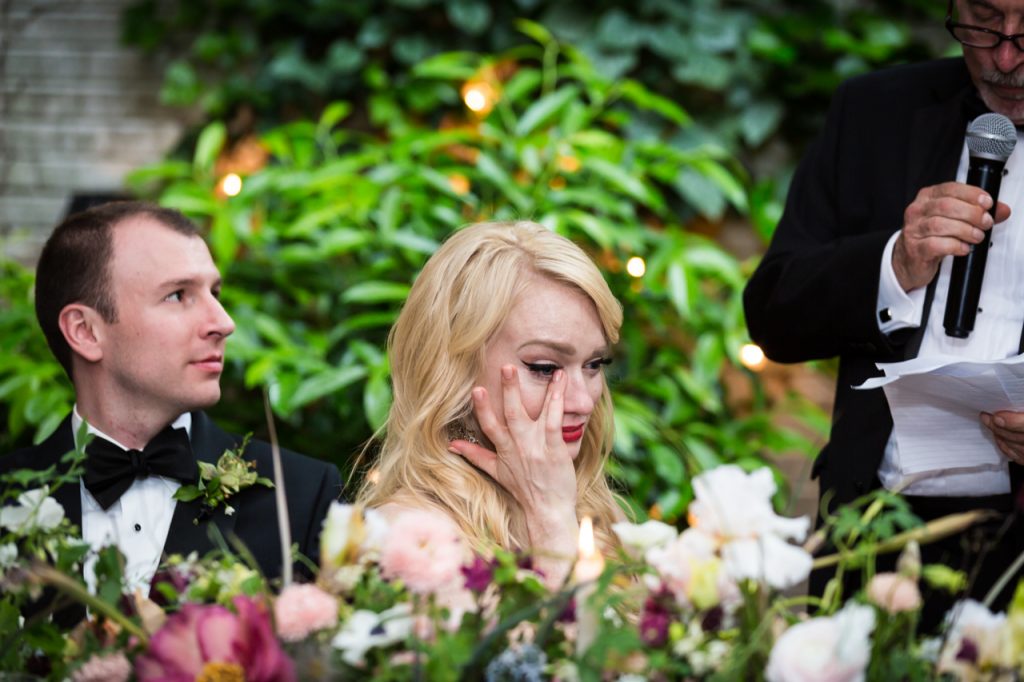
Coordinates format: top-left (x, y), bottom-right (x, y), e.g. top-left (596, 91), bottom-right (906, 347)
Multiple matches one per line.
top-left (562, 424), bottom-right (584, 443)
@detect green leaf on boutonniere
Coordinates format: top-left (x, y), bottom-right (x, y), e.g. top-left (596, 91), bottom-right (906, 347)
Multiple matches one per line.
top-left (173, 434), bottom-right (274, 523)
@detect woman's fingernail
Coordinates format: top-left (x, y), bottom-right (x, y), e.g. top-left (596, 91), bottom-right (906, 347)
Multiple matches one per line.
top-left (472, 387), bottom-right (484, 401)
top-left (448, 445), bottom-right (461, 455)
top-left (995, 416), bottom-right (1007, 428)
top-left (502, 365), bottom-right (515, 380)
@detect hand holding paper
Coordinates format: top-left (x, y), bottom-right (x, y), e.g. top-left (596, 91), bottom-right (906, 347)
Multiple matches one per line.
top-left (855, 353), bottom-right (1024, 481)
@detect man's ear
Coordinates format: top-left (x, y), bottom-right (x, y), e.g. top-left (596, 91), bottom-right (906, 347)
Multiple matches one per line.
top-left (58, 304), bottom-right (104, 363)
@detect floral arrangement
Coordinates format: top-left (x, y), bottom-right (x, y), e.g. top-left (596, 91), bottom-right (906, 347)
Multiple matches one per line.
top-left (2, 461), bottom-right (1022, 681)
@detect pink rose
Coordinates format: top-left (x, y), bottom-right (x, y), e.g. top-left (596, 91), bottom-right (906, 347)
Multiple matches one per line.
top-left (72, 652), bottom-right (132, 682)
top-left (274, 583), bottom-right (339, 641)
top-left (379, 512), bottom-right (466, 594)
top-left (867, 572), bottom-right (922, 614)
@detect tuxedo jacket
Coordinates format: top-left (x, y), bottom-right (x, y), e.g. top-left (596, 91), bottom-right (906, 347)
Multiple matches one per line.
top-left (743, 57), bottom-right (1008, 508)
top-left (1, 411), bottom-right (342, 581)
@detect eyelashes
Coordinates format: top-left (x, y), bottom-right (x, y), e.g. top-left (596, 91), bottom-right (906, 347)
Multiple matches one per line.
top-left (522, 357), bottom-right (613, 379)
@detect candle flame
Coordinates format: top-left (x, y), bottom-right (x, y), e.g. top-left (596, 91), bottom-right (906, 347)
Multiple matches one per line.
top-left (578, 515), bottom-right (596, 557)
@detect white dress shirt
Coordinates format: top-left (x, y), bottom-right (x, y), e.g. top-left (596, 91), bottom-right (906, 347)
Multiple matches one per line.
top-left (73, 407), bottom-right (190, 593)
top-left (875, 130), bottom-right (1024, 496)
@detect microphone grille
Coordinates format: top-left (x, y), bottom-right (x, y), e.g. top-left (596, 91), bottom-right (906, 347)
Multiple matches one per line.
top-left (967, 113), bottom-right (1017, 161)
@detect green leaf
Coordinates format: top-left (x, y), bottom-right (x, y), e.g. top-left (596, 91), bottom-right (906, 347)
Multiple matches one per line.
top-left (326, 39), bottom-right (364, 75)
top-left (618, 80), bottom-right (691, 126)
top-left (476, 152), bottom-right (531, 212)
top-left (289, 366), bottom-right (368, 411)
top-left (515, 18), bottom-right (554, 47)
top-left (363, 369), bottom-right (393, 430)
top-left (447, 0), bottom-right (492, 36)
top-left (194, 121), bottom-right (226, 175)
top-left (411, 51), bottom-right (479, 80)
top-left (341, 281), bottom-right (411, 304)
top-left (586, 157), bottom-right (652, 206)
top-left (318, 101), bottom-right (352, 131)
top-left (515, 85), bottom-right (580, 137)
top-left (651, 444), bottom-right (685, 485)
top-left (666, 261), bottom-right (690, 318)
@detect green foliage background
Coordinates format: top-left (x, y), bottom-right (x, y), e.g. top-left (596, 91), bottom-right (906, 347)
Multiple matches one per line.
top-left (0, 0), bottom-right (953, 519)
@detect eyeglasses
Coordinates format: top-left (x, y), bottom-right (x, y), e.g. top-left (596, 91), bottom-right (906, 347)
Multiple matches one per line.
top-left (946, 0), bottom-right (1024, 51)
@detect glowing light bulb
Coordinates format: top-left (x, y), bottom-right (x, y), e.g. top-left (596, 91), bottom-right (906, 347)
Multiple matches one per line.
top-left (626, 256), bottom-right (646, 278)
top-left (463, 86), bottom-right (489, 112)
top-left (448, 173), bottom-right (471, 195)
top-left (739, 343), bottom-right (767, 372)
top-left (220, 173), bottom-right (242, 197)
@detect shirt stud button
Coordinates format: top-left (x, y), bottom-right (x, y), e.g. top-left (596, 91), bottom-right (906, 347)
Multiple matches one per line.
top-left (134, 523), bottom-right (142, 532)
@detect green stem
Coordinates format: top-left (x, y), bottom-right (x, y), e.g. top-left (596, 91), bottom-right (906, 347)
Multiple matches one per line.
top-left (32, 564), bottom-right (149, 645)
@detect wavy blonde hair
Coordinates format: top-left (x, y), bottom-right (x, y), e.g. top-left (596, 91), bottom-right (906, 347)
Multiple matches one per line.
top-left (356, 220), bottom-right (625, 552)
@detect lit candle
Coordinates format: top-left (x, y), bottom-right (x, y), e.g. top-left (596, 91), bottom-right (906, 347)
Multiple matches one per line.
top-left (574, 516), bottom-right (604, 656)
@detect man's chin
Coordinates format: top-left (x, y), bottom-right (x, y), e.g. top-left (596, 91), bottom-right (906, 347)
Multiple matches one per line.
top-left (980, 88), bottom-right (1024, 125)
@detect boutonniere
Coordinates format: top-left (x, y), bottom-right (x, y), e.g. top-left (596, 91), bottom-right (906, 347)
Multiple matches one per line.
top-left (173, 434), bottom-right (274, 523)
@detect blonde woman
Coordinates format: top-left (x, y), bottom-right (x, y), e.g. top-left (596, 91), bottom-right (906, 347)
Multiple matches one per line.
top-left (357, 221), bottom-right (625, 584)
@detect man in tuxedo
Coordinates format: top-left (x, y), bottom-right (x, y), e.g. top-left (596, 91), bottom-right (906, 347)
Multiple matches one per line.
top-left (1, 201), bottom-right (341, 593)
top-left (744, 0), bottom-right (1024, 622)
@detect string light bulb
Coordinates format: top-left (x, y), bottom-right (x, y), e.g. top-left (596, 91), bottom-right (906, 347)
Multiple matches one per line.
top-left (219, 173), bottom-right (243, 197)
top-left (626, 256), bottom-right (646, 278)
top-left (739, 343), bottom-right (767, 372)
top-left (461, 74), bottom-right (499, 116)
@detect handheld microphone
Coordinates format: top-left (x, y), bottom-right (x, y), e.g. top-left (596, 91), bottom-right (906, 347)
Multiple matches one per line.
top-left (943, 112), bottom-right (1017, 338)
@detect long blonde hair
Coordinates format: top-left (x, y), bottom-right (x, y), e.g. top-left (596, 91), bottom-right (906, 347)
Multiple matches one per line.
top-left (356, 221), bottom-right (625, 552)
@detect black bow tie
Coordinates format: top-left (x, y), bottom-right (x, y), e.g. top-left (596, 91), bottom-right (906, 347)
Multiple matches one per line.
top-left (84, 426), bottom-right (198, 510)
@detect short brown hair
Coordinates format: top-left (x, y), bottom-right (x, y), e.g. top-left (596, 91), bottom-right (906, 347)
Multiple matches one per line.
top-left (35, 201), bottom-right (201, 378)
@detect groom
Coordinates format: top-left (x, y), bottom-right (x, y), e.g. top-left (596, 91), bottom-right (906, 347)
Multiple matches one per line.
top-left (1, 201), bottom-right (341, 592)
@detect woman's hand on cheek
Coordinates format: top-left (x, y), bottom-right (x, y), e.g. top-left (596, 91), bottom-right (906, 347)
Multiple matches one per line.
top-left (448, 365), bottom-right (578, 518)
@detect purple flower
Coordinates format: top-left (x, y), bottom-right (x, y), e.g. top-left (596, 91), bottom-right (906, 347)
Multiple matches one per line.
top-left (461, 555), bottom-right (495, 593)
top-left (135, 595), bottom-right (295, 682)
top-left (956, 638), bottom-right (980, 664)
top-left (639, 596), bottom-right (672, 647)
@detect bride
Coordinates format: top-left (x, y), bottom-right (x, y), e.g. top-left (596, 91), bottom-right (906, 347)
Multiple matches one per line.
top-left (356, 221), bottom-right (625, 583)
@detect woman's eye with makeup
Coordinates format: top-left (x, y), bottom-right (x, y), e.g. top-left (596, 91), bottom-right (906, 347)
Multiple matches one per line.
top-left (584, 357), bottom-right (613, 373)
top-left (523, 362), bottom-right (559, 379)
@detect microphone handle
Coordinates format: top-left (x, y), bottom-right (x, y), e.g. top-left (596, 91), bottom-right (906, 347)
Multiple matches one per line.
top-left (943, 157), bottom-right (1006, 338)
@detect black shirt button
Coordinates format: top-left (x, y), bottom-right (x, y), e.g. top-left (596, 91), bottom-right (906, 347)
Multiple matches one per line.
top-left (134, 523), bottom-right (142, 532)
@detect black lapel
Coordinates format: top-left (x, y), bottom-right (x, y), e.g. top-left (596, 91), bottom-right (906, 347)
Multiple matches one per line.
top-left (161, 411), bottom-right (239, 558)
top-left (902, 84), bottom-right (975, 359)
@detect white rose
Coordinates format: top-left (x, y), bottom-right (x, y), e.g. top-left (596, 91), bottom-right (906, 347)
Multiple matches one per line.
top-left (0, 543), bottom-right (17, 569)
top-left (720, 534), bottom-right (813, 590)
top-left (321, 502), bottom-right (358, 565)
top-left (690, 466), bottom-right (809, 542)
top-left (688, 466), bottom-right (811, 589)
top-left (360, 507), bottom-right (389, 559)
top-left (766, 603), bottom-right (875, 682)
top-left (612, 520), bottom-right (678, 558)
top-left (0, 487), bottom-right (65, 534)
top-left (331, 603), bottom-right (413, 666)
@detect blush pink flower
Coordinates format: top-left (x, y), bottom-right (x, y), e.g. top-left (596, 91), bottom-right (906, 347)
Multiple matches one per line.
top-left (379, 512), bottom-right (466, 594)
top-left (72, 652), bottom-right (132, 682)
top-left (274, 583), bottom-right (339, 642)
top-left (866, 572), bottom-right (922, 614)
top-left (135, 595), bottom-right (295, 682)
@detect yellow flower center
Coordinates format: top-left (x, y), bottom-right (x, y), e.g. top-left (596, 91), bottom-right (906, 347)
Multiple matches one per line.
top-left (195, 661), bottom-right (245, 682)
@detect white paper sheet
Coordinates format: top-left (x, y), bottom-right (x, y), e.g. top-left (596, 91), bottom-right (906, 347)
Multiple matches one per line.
top-left (854, 353), bottom-right (1024, 476)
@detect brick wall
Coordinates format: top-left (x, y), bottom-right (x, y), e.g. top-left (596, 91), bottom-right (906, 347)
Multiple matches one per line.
top-left (0, 0), bottom-right (192, 262)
